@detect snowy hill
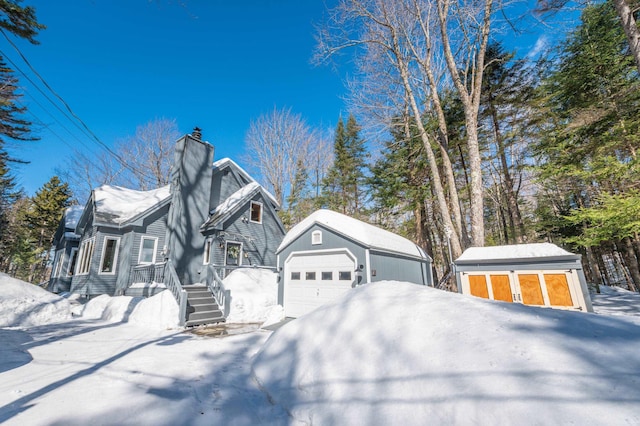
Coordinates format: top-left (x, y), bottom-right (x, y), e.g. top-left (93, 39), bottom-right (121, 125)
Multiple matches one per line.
top-left (1, 273), bottom-right (639, 425)
top-left (253, 281), bottom-right (640, 425)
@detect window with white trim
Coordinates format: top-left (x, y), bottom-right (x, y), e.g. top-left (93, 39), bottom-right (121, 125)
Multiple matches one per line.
top-left (311, 230), bottom-right (322, 245)
top-left (52, 250), bottom-right (64, 278)
top-left (67, 248), bottom-right (78, 276)
top-left (76, 238), bottom-right (95, 275)
top-left (138, 236), bottom-right (158, 264)
top-left (99, 236), bottom-right (120, 274)
top-left (250, 201), bottom-right (263, 224)
top-left (203, 238), bottom-right (212, 265)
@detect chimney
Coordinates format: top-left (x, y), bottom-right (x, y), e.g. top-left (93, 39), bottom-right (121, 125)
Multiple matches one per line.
top-left (192, 127), bottom-right (202, 140)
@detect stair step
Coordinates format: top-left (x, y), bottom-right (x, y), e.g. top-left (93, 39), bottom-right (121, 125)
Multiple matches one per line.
top-left (189, 303), bottom-right (220, 313)
top-left (185, 316), bottom-right (226, 327)
top-left (187, 310), bottom-right (225, 323)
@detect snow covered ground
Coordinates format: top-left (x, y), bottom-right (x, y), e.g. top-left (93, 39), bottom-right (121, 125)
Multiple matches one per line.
top-left (1, 271), bottom-right (639, 425)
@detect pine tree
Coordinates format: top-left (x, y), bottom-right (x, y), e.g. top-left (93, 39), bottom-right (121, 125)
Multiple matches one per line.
top-left (321, 115), bottom-right (368, 216)
top-left (23, 176), bottom-right (72, 282)
top-left (534, 0), bottom-right (640, 291)
top-left (0, 150), bottom-right (20, 268)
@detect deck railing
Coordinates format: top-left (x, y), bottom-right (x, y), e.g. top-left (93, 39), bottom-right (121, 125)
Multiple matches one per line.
top-left (164, 260), bottom-right (188, 326)
top-left (130, 262), bottom-right (166, 284)
top-left (206, 264), bottom-right (231, 317)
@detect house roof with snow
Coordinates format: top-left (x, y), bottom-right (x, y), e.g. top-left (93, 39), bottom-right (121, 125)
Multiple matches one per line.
top-left (77, 184), bottom-right (172, 229)
top-left (455, 243), bottom-right (580, 265)
top-left (62, 205), bottom-right (85, 239)
top-left (277, 209), bottom-right (429, 259)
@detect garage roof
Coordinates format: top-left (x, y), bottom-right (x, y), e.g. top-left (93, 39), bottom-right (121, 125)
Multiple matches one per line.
top-left (455, 243), bottom-right (579, 264)
top-left (278, 209), bottom-right (428, 259)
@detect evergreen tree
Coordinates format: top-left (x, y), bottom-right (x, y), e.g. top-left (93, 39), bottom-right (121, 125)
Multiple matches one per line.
top-left (23, 176), bottom-right (72, 282)
top-left (321, 114), bottom-right (368, 216)
top-left (534, 0), bottom-right (640, 291)
top-left (0, 150), bottom-right (20, 268)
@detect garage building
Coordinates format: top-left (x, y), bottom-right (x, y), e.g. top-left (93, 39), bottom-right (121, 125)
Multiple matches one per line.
top-left (277, 209), bottom-right (432, 318)
top-left (454, 243), bottom-right (593, 312)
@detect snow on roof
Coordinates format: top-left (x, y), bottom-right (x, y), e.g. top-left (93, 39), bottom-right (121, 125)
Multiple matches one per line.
top-left (203, 182), bottom-right (260, 228)
top-left (213, 157), bottom-right (279, 207)
top-left (93, 184), bottom-right (171, 225)
top-left (456, 243), bottom-right (576, 263)
top-left (278, 209), bottom-right (427, 259)
top-left (64, 205), bottom-right (84, 230)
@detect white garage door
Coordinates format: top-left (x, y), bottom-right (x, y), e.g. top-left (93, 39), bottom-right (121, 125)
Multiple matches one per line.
top-left (284, 250), bottom-right (357, 318)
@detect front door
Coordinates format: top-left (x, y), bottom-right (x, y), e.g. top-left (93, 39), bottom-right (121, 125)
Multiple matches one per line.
top-left (225, 242), bottom-right (242, 266)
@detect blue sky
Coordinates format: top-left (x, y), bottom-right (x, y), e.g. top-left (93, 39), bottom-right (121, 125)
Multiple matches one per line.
top-left (4, 0), bottom-right (347, 195)
top-left (3, 0), bottom-right (577, 196)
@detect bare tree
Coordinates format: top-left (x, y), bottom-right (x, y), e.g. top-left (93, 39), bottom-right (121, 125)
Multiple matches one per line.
top-left (243, 107), bottom-right (318, 207)
top-left (114, 118), bottom-right (179, 190)
top-left (316, 0), bottom-right (464, 258)
top-left (61, 118), bottom-right (179, 203)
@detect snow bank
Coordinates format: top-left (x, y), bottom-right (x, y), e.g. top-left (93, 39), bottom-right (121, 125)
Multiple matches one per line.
top-left (0, 273), bottom-right (71, 327)
top-left (223, 268), bottom-right (284, 325)
top-left (253, 281), bottom-right (640, 425)
top-left (78, 291), bottom-right (180, 329)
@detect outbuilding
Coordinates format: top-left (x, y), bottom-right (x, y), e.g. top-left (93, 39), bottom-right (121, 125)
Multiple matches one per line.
top-left (277, 209), bottom-right (432, 317)
top-left (454, 243), bottom-right (593, 312)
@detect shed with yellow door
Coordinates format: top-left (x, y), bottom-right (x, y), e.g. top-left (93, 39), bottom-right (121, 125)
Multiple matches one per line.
top-left (454, 243), bottom-right (593, 312)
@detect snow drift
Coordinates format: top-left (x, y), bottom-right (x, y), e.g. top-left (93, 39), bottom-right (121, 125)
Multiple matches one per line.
top-left (222, 268), bottom-right (284, 325)
top-left (252, 281), bottom-right (640, 425)
top-left (0, 273), bottom-right (71, 327)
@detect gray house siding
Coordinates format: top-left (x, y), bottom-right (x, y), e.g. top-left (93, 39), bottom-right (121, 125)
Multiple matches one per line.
top-left (209, 164), bottom-right (249, 211)
top-left (204, 192), bottom-right (284, 271)
top-left (114, 205), bottom-right (169, 294)
top-left (369, 251), bottom-right (430, 285)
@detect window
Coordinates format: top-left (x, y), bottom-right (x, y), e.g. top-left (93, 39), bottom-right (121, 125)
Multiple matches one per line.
top-left (339, 271), bottom-right (352, 281)
top-left (225, 242), bottom-right (242, 266)
top-left (67, 248), bottom-right (78, 276)
top-left (202, 238), bottom-right (212, 265)
top-left (52, 250), bottom-right (64, 278)
top-left (305, 271), bottom-right (316, 280)
top-left (138, 236), bottom-right (158, 264)
top-left (311, 230), bottom-right (322, 245)
top-left (76, 238), bottom-right (95, 275)
top-left (291, 272), bottom-right (300, 280)
top-left (321, 271), bottom-right (333, 280)
top-left (250, 201), bottom-right (263, 224)
top-left (99, 237), bottom-right (120, 274)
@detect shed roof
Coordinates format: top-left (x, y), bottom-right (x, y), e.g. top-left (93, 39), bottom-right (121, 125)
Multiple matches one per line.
top-left (455, 243), bottom-right (579, 264)
top-left (278, 209), bottom-right (428, 259)
top-left (93, 184), bottom-right (171, 226)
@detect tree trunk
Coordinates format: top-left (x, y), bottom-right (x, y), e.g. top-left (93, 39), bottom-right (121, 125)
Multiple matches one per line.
top-left (621, 237), bottom-right (640, 292)
top-left (613, 0), bottom-right (640, 75)
top-left (585, 246), bottom-right (602, 291)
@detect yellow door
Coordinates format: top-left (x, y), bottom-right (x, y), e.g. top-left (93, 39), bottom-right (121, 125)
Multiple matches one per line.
top-left (469, 275), bottom-right (489, 299)
top-left (517, 274), bottom-right (545, 305)
top-left (544, 274), bottom-right (574, 307)
top-left (490, 275), bottom-right (513, 302)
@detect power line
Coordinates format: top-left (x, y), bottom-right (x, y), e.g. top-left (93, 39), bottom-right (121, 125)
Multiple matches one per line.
top-left (0, 29), bottom-right (157, 182)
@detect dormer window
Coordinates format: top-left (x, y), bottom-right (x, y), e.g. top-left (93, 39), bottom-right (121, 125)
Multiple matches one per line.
top-left (250, 201), bottom-right (263, 224)
top-left (312, 230), bottom-right (322, 245)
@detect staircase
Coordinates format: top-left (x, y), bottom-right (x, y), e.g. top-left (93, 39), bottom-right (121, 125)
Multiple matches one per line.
top-left (183, 285), bottom-right (226, 327)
